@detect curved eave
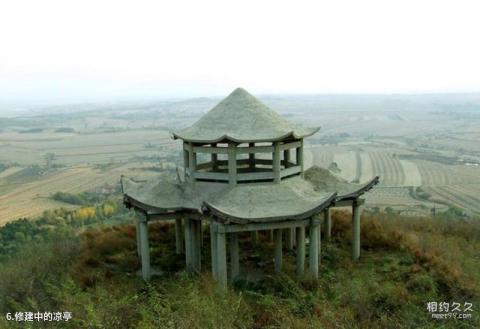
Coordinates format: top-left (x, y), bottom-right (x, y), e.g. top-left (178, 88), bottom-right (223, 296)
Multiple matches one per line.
top-left (123, 193), bottom-right (199, 214)
top-left (202, 192), bottom-right (337, 224)
top-left (335, 176), bottom-right (380, 202)
top-left (171, 127), bottom-right (320, 144)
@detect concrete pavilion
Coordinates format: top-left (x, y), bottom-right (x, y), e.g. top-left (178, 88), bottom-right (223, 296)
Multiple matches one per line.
top-left (122, 88), bottom-right (379, 289)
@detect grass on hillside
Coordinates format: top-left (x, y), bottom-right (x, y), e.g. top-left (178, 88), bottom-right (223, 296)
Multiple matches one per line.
top-left (0, 211), bottom-right (479, 329)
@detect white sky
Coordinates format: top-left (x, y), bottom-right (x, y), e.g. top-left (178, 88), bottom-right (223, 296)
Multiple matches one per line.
top-left (1, 0), bottom-right (479, 104)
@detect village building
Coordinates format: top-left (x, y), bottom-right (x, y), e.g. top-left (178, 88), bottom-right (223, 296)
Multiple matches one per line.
top-left (122, 88), bottom-right (379, 289)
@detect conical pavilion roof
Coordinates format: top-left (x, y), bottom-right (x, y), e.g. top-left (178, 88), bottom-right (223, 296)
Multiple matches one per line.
top-left (172, 88), bottom-right (319, 143)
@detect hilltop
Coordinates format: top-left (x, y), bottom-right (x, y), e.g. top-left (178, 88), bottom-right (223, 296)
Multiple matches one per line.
top-left (0, 204), bottom-right (478, 328)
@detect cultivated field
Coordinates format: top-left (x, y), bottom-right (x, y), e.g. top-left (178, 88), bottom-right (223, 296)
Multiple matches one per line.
top-left (0, 162), bottom-right (164, 225)
top-left (1, 93), bottom-right (480, 222)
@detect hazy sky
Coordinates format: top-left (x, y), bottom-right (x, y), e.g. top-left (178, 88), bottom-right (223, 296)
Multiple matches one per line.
top-left (1, 0), bottom-right (479, 105)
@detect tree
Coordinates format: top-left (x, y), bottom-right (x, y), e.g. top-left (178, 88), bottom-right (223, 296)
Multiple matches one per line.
top-left (45, 153), bottom-right (56, 169)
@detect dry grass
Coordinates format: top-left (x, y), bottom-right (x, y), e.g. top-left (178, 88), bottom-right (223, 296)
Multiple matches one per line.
top-left (332, 210), bottom-right (480, 298)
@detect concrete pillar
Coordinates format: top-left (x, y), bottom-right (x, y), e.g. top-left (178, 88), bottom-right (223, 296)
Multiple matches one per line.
top-left (209, 219), bottom-right (218, 279)
top-left (184, 218), bottom-right (193, 272)
top-left (296, 139), bottom-right (304, 177)
top-left (136, 221), bottom-right (141, 258)
top-left (324, 208), bottom-right (332, 241)
top-left (192, 220), bottom-right (202, 272)
top-left (211, 143), bottom-right (218, 170)
top-left (248, 142), bottom-right (255, 169)
top-left (296, 226), bottom-right (305, 276)
top-left (309, 219), bottom-right (319, 278)
top-left (273, 142), bottom-right (281, 183)
top-left (216, 225), bottom-right (228, 289)
top-left (230, 232), bottom-right (240, 280)
top-left (292, 227), bottom-right (296, 247)
top-left (352, 202), bottom-right (362, 260)
top-left (318, 220), bottom-right (322, 265)
top-left (183, 148), bottom-right (189, 177)
top-left (175, 218), bottom-right (184, 254)
top-left (228, 142), bottom-right (237, 187)
top-left (284, 149), bottom-right (291, 168)
top-left (269, 229), bottom-right (274, 241)
top-left (251, 231), bottom-right (258, 245)
top-left (274, 229), bottom-right (283, 273)
top-left (188, 143), bottom-right (197, 181)
top-left (139, 220), bottom-right (151, 281)
top-left (285, 228), bottom-right (294, 250)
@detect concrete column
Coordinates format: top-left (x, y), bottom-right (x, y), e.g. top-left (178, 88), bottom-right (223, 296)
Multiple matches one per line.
top-left (200, 221), bottom-right (204, 247)
top-left (274, 229), bottom-right (283, 273)
top-left (230, 232), bottom-right (240, 280)
top-left (296, 139), bottom-right (304, 177)
top-left (183, 147), bottom-right (189, 177)
top-left (136, 220), bottom-right (141, 258)
top-left (318, 220), bottom-right (322, 265)
top-left (175, 218), bottom-right (184, 254)
top-left (324, 208), bottom-right (332, 241)
top-left (309, 219), bottom-right (319, 278)
top-left (216, 225), bottom-right (228, 289)
top-left (269, 229), bottom-right (274, 241)
top-left (284, 149), bottom-right (291, 168)
top-left (188, 143), bottom-right (197, 181)
top-left (209, 220), bottom-right (218, 279)
top-left (184, 218), bottom-right (193, 272)
top-left (292, 227), bottom-right (296, 247)
top-left (192, 220), bottom-right (202, 272)
top-left (251, 231), bottom-right (258, 245)
top-left (296, 226), bottom-right (305, 276)
top-left (139, 220), bottom-right (151, 281)
top-left (352, 202), bottom-right (362, 260)
top-left (273, 142), bottom-right (281, 183)
top-left (248, 142), bottom-right (255, 169)
top-left (285, 228), bottom-right (294, 250)
top-left (228, 142), bottom-right (237, 187)
top-left (211, 143), bottom-right (218, 170)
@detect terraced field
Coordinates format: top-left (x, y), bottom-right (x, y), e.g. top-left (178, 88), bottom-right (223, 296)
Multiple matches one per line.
top-left (399, 160), bottom-right (422, 187)
top-left (309, 146), bottom-right (334, 168)
top-left (308, 144), bottom-right (480, 214)
top-left (333, 151), bottom-right (357, 182)
top-left (368, 151), bottom-right (405, 187)
top-left (364, 187), bottom-right (447, 215)
top-left (0, 129), bottom-right (176, 166)
top-left (0, 163), bottom-right (161, 225)
top-left (423, 184), bottom-right (480, 214)
top-left (415, 160), bottom-right (480, 186)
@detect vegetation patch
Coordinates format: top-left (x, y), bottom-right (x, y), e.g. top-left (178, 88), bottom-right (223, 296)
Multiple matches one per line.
top-left (0, 208), bottom-right (478, 328)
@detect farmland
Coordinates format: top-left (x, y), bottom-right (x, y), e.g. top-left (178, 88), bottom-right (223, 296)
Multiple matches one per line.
top-left (308, 143), bottom-right (480, 216)
top-left (1, 93), bottom-right (480, 223)
top-left (0, 163), bottom-right (163, 225)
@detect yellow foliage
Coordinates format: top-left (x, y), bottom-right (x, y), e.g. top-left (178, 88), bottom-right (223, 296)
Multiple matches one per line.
top-left (102, 204), bottom-right (115, 217)
top-left (73, 207), bottom-right (96, 220)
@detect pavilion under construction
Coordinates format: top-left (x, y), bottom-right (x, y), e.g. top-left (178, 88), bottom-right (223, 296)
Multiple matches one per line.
top-left (122, 88), bottom-right (379, 289)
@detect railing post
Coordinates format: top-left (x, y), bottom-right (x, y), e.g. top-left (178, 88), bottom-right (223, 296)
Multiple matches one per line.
top-left (273, 142), bottom-right (281, 183)
top-left (228, 142), bottom-right (237, 186)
